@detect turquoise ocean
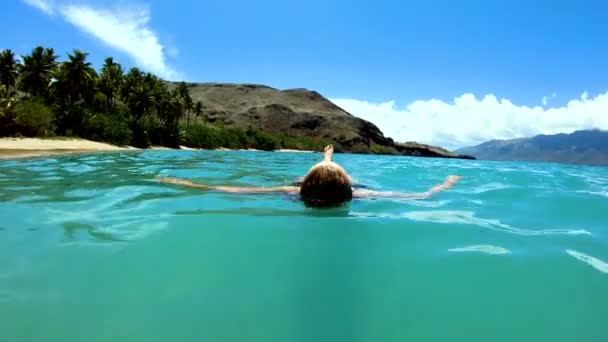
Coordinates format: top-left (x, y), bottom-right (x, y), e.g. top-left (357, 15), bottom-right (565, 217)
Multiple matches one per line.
top-left (1, 150), bottom-right (607, 342)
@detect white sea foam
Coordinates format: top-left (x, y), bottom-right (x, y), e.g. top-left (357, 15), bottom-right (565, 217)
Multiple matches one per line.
top-left (467, 182), bottom-right (512, 194)
top-left (566, 249), bottom-right (608, 274)
top-left (406, 211), bottom-right (591, 236)
top-left (527, 169), bottom-right (551, 175)
top-left (574, 190), bottom-right (608, 198)
top-left (448, 245), bottom-right (511, 255)
top-left (406, 199), bottom-right (451, 208)
top-left (351, 210), bottom-right (591, 236)
top-left (35, 176), bottom-right (63, 181)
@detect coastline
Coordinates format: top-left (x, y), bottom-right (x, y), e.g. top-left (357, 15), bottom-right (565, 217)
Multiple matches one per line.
top-left (0, 138), bottom-right (315, 160)
top-left (0, 138), bottom-right (131, 159)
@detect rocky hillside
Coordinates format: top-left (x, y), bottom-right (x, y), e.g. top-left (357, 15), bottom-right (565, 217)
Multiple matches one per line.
top-left (455, 129), bottom-right (608, 166)
top-left (179, 82), bottom-right (473, 159)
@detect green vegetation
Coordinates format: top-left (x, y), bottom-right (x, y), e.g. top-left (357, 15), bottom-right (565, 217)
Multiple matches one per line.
top-left (0, 46), bottom-right (329, 151)
top-left (13, 97), bottom-right (54, 136)
top-left (370, 143), bottom-right (399, 155)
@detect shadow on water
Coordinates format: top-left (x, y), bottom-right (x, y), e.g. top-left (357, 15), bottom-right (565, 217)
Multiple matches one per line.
top-left (292, 205), bottom-right (364, 341)
top-left (62, 222), bottom-right (126, 243)
top-left (174, 205), bottom-right (353, 218)
top-left (175, 201), bottom-right (363, 340)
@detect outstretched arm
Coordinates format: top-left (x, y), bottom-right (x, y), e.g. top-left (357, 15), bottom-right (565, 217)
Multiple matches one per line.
top-left (353, 175), bottom-right (462, 199)
top-left (157, 177), bottom-right (300, 194)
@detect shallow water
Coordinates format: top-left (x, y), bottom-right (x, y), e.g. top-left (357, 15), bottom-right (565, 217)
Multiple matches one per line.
top-left (0, 150), bottom-right (607, 341)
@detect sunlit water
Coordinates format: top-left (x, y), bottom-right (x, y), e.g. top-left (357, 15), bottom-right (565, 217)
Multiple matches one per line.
top-left (1, 150), bottom-right (607, 342)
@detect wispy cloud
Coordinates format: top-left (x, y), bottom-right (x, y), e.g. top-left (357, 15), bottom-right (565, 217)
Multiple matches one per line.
top-left (23, 0), bottom-right (55, 15)
top-left (22, 0), bottom-right (180, 80)
top-left (332, 92), bottom-right (608, 150)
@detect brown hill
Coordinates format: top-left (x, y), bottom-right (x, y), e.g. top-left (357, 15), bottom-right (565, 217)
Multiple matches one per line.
top-left (180, 82), bottom-right (473, 159)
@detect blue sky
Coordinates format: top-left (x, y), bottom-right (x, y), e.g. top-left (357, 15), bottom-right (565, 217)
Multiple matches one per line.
top-left (2, 0), bottom-right (608, 148)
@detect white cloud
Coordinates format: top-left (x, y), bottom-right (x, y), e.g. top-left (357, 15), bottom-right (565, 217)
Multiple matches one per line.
top-left (22, 1), bottom-right (180, 80)
top-left (23, 0), bottom-right (55, 15)
top-left (332, 92), bottom-right (608, 150)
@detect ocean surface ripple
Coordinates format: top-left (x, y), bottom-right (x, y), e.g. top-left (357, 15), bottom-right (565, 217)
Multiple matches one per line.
top-left (0, 150), bottom-right (607, 341)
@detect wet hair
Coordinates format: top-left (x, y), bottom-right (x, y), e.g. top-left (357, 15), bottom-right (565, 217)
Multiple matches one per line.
top-left (299, 163), bottom-right (353, 207)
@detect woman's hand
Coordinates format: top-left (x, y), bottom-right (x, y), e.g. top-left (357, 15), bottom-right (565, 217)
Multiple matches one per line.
top-left (445, 175), bottom-right (462, 185)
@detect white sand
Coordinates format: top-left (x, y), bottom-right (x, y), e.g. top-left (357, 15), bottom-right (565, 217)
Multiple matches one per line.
top-left (0, 138), bottom-right (129, 159)
top-left (0, 138), bottom-right (316, 159)
top-left (276, 149), bottom-right (314, 153)
top-left (0, 138), bottom-right (127, 151)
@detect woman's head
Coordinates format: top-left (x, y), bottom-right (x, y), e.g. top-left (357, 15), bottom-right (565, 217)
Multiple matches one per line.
top-left (299, 162), bottom-right (353, 207)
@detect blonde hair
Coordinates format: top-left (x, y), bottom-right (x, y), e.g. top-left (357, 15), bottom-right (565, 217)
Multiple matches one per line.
top-left (299, 163), bottom-right (353, 207)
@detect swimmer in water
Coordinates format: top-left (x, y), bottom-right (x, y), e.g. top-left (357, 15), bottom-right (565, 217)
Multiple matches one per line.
top-left (158, 144), bottom-right (461, 207)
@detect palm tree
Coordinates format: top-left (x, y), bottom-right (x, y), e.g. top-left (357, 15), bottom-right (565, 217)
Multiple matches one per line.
top-left (56, 49), bottom-right (97, 104)
top-left (0, 84), bottom-right (18, 136)
top-left (176, 82), bottom-right (193, 126)
top-left (194, 100), bottom-right (203, 122)
top-left (121, 67), bottom-right (143, 106)
top-left (124, 72), bottom-right (160, 120)
top-left (18, 46), bottom-right (57, 97)
top-left (157, 88), bottom-right (183, 125)
top-left (0, 49), bottom-right (20, 91)
top-left (184, 95), bottom-right (193, 126)
top-left (98, 57), bottom-right (123, 108)
top-left (0, 85), bottom-right (17, 117)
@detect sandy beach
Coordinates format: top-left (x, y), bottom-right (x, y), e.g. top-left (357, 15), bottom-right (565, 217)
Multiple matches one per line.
top-left (0, 138), bottom-right (131, 159)
top-left (0, 138), bottom-right (316, 159)
top-left (275, 149), bottom-right (314, 153)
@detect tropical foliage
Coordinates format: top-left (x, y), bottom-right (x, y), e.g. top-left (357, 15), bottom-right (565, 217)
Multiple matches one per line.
top-left (0, 45), bottom-right (323, 150)
top-left (0, 49), bottom-right (20, 91)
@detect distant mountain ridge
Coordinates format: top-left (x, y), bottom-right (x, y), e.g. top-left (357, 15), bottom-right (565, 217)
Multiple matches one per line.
top-left (455, 130), bottom-right (608, 166)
